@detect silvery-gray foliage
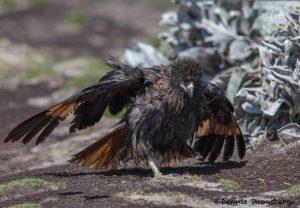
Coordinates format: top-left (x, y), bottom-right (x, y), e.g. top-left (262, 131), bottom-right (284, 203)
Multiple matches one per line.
top-left (159, 0), bottom-right (262, 74)
top-left (122, 0), bottom-right (300, 142)
top-left (277, 123), bottom-right (300, 144)
top-left (236, 10), bottom-right (300, 140)
top-left (122, 42), bottom-right (169, 67)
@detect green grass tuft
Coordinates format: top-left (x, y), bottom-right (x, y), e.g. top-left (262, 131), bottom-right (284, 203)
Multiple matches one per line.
top-left (287, 184), bottom-right (300, 197)
top-left (0, 178), bottom-right (66, 192)
top-left (0, 0), bottom-right (16, 12)
top-left (149, 37), bottom-right (161, 48)
top-left (31, 0), bottom-right (46, 8)
top-left (104, 108), bottom-right (127, 119)
top-left (66, 58), bottom-right (109, 88)
top-left (0, 68), bottom-right (8, 81)
top-left (150, 0), bottom-right (175, 9)
top-left (8, 203), bottom-right (41, 208)
top-left (67, 11), bottom-right (89, 28)
top-left (66, 71), bottom-right (100, 88)
top-left (115, 191), bottom-right (129, 198)
top-left (22, 61), bottom-right (54, 80)
top-left (219, 179), bottom-right (241, 191)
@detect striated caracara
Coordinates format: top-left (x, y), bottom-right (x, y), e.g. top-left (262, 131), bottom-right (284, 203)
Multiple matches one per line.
top-left (4, 57), bottom-right (245, 177)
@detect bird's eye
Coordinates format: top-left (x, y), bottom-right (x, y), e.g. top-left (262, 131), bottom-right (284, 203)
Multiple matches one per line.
top-left (186, 80), bottom-right (194, 85)
top-left (184, 79), bottom-right (190, 82)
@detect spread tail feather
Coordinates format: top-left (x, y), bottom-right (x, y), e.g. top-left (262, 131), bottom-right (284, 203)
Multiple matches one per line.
top-left (69, 125), bottom-right (126, 169)
top-left (194, 118), bottom-right (245, 162)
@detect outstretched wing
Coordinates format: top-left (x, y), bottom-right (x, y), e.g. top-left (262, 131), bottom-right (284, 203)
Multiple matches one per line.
top-left (193, 81), bottom-right (245, 163)
top-left (4, 57), bottom-right (146, 145)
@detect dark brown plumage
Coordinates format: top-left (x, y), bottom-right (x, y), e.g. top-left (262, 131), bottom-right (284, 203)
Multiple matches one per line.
top-left (4, 57), bottom-right (245, 177)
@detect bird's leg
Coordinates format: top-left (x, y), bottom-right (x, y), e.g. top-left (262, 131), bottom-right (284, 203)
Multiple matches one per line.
top-left (156, 154), bottom-right (165, 171)
top-left (148, 160), bottom-right (162, 177)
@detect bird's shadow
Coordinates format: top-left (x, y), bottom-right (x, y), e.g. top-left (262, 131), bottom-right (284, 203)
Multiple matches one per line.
top-left (45, 161), bottom-right (247, 178)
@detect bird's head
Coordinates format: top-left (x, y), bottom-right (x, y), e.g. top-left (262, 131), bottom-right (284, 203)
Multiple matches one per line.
top-left (170, 57), bottom-right (202, 99)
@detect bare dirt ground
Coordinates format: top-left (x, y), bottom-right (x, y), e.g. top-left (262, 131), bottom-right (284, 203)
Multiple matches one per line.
top-left (0, 0), bottom-right (166, 59)
top-left (0, 0), bottom-right (299, 208)
top-left (0, 78), bottom-right (299, 208)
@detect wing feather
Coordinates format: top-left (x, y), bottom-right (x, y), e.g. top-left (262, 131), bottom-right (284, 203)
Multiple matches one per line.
top-left (4, 57), bottom-right (147, 145)
top-left (193, 82), bottom-right (245, 162)
top-left (208, 128), bottom-right (225, 163)
top-left (36, 119), bottom-right (60, 145)
top-left (22, 117), bottom-right (52, 144)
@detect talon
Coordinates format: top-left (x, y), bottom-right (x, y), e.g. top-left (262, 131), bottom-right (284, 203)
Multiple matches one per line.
top-left (153, 171), bottom-right (163, 178)
top-left (148, 160), bottom-right (162, 177)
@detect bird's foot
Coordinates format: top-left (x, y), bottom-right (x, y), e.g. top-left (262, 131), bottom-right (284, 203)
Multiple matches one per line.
top-left (153, 171), bottom-right (163, 178)
top-left (148, 160), bottom-right (163, 178)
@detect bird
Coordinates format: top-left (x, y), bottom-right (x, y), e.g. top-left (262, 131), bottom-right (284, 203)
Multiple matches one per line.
top-left (4, 57), bottom-right (245, 177)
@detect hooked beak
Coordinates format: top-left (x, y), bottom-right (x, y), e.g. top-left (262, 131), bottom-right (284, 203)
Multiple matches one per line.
top-left (181, 83), bottom-right (194, 98)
